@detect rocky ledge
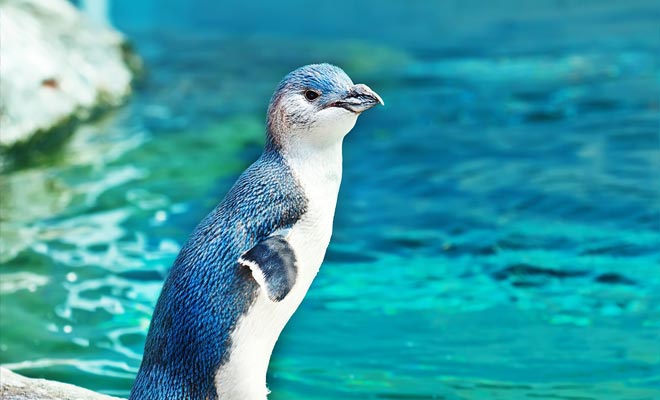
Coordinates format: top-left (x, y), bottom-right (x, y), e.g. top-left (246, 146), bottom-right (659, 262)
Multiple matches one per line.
top-left (0, 368), bottom-right (124, 400)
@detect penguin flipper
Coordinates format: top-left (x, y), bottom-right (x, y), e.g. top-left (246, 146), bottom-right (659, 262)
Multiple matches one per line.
top-left (238, 235), bottom-right (297, 302)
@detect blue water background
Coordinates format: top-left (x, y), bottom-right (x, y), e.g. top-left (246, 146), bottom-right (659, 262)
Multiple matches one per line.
top-left (1, 1), bottom-right (659, 398)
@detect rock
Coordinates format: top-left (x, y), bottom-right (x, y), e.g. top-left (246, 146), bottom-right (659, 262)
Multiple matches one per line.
top-left (0, 0), bottom-right (141, 150)
top-left (0, 368), bottom-right (125, 400)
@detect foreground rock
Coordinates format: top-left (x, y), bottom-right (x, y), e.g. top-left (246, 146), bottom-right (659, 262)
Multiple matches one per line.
top-left (0, 0), bottom-right (141, 149)
top-left (0, 368), bottom-right (124, 400)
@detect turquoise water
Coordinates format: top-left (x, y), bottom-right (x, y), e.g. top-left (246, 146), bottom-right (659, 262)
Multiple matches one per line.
top-left (2, 1), bottom-right (660, 398)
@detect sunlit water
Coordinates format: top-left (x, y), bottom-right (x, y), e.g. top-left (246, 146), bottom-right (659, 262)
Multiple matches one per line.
top-left (1, 1), bottom-right (659, 399)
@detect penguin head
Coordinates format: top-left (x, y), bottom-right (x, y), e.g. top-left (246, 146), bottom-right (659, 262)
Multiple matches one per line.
top-left (267, 63), bottom-right (383, 149)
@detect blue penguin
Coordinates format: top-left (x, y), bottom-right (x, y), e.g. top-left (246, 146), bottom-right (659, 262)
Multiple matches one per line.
top-left (129, 64), bottom-right (383, 400)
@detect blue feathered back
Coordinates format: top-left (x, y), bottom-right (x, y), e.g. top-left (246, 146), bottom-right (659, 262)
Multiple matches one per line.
top-left (129, 148), bottom-right (307, 400)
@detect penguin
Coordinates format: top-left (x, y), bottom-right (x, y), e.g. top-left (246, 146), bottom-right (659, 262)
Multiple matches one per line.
top-left (129, 63), bottom-right (383, 400)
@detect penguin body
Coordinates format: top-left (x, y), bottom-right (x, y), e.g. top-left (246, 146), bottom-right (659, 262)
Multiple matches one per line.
top-left (130, 150), bottom-right (307, 399)
top-left (129, 64), bottom-right (383, 400)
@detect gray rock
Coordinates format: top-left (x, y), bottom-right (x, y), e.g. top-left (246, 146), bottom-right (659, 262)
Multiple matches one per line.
top-left (0, 368), bottom-right (125, 400)
top-left (0, 0), bottom-right (141, 149)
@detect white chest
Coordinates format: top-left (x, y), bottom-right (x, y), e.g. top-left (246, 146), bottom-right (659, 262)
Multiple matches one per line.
top-left (215, 144), bottom-right (343, 399)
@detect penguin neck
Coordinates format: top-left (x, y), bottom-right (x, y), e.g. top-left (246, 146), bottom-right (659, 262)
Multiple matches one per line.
top-left (277, 138), bottom-right (344, 197)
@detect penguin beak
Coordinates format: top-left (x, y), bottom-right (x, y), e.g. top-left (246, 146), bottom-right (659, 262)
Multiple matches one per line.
top-left (328, 84), bottom-right (384, 114)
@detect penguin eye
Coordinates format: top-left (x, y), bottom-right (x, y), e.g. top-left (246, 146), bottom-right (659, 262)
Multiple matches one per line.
top-left (304, 90), bottom-right (320, 101)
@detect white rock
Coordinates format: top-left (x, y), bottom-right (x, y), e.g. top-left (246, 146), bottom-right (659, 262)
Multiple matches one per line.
top-left (0, 0), bottom-right (140, 148)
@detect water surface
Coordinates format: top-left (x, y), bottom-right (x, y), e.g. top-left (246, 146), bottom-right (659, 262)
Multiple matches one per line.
top-left (1, 1), bottom-right (659, 398)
